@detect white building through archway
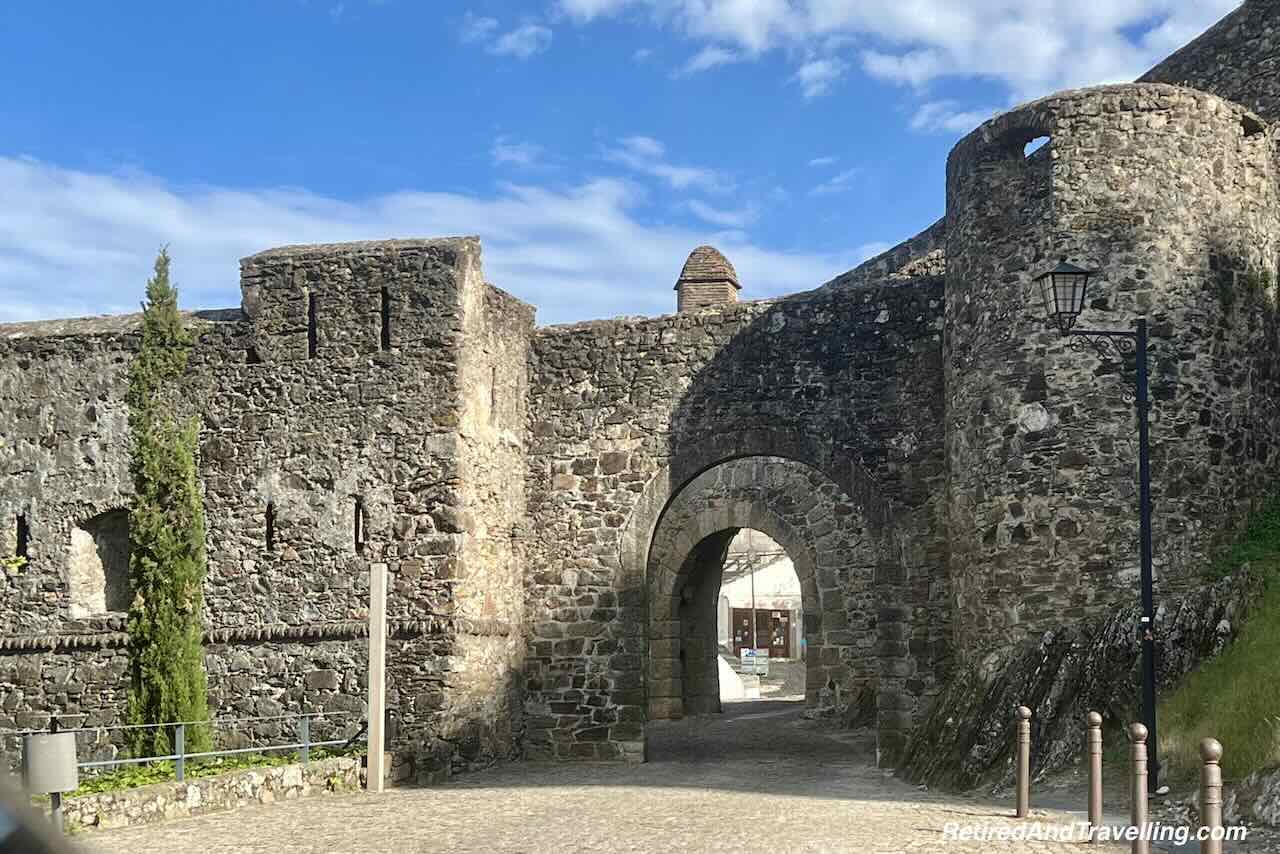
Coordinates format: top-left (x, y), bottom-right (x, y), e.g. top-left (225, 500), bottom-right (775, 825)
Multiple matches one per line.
top-left (717, 529), bottom-right (803, 669)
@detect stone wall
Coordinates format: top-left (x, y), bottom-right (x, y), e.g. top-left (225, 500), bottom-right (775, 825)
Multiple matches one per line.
top-left (944, 83), bottom-right (1280, 659)
top-left (1141, 1), bottom-right (1280, 123)
top-left (5, 6), bottom-right (1280, 774)
top-left (524, 281), bottom-right (949, 762)
top-left (822, 217), bottom-right (947, 290)
top-left (61, 755), bottom-right (361, 833)
top-left (0, 239), bottom-right (533, 782)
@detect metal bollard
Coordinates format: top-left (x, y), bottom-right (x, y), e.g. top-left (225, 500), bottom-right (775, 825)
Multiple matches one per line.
top-left (1015, 705), bottom-right (1032, 818)
top-left (1199, 738), bottom-right (1223, 854)
top-left (300, 714), bottom-right (311, 766)
top-left (174, 724), bottom-right (186, 783)
top-left (1087, 711), bottom-right (1103, 845)
top-left (48, 716), bottom-right (62, 834)
top-left (1129, 722), bottom-right (1150, 854)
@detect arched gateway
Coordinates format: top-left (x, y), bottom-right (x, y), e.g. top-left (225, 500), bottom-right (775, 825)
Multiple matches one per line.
top-left (639, 455), bottom-right (882, 724)
top-left (519, 244), bottom-right (953, 764)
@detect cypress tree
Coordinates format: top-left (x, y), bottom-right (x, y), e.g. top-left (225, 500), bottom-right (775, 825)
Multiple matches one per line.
top-left (125, 248), bottom-right (212, 755)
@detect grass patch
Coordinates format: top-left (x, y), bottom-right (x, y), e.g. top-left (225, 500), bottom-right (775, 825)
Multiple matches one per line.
top-left (1207, 493), bottom-right (1280, 581)
top-left (1159, 494), bottom-right (1280, 784)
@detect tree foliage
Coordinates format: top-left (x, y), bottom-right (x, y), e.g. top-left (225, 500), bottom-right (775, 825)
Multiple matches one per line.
top-left (125, 248), bottom-right (212, 754)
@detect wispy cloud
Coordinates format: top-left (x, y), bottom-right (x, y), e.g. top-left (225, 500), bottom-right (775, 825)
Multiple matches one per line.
top-left (808, 156), bottom-right (837, 167)
top-left (633, 47), bottom-right (654, 62)
top-left (604, 136), bottom-right (723, 192)
top-left (0, 156), bottom-right (869, 325)
top-left (686, 199), bottom-right (757, 228)
top-left (679, 45), bottom-right (740, 74)
top-left (910, 100), bottom-right (1002, 135)
top-left (459, 12), bottom-right (499, 44)
top-left (489, 24), bottom-right (553, 59)
top-left (793, 57), bottom-right (848, 98)
top-left (808, 167), bottom-right (860, 196)
top-left (459, 13), bottom-right (552, 59)
top-left (491, 137), bottom-right (544, 167)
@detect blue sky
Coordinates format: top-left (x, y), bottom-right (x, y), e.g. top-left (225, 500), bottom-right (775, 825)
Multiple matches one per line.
top-left (0, 1), bottom-right (1238, 324)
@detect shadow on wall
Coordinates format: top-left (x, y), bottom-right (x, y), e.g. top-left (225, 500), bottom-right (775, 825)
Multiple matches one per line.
top-left (626, 278), bottom-right (950, 760)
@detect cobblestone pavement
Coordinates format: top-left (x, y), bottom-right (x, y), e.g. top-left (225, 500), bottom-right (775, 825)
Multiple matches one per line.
top-left (84, 701), bottom-right (1139, 854)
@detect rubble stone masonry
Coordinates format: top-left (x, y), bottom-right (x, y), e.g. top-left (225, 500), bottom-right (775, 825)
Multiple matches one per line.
top-left (3, 5), bottom-right (1280, 772)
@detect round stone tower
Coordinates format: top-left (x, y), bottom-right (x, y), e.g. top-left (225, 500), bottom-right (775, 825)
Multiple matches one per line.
top-left (944, 83), bottom-right (1280, 661)
top-left (675, 245), bottom-right (740, 313)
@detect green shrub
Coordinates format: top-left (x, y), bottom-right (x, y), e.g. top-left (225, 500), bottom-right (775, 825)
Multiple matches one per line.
top-left (125, 248), bottom-right (212, 756)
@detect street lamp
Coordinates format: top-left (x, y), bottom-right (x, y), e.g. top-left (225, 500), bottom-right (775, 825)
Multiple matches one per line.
top-left (1034, 258), bottom-right (1167, 796)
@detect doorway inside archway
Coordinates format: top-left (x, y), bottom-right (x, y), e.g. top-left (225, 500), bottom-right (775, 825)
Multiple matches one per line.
top-left (642, 453), bottom-right (893, 743)
top-left (717, 529), bottom-right (806, 705)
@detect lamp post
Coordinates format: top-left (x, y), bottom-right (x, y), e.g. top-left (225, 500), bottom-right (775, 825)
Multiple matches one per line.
top-left (1034, 258), bottom-right (1166, 796)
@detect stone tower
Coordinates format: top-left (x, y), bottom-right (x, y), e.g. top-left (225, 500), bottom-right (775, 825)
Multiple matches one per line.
top-left (675, 245), bottom-right (740, 312)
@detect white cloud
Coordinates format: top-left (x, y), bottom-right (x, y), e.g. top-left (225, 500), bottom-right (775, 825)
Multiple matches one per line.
top-left (557, 1), bottom-right (1243, 115)
top-left (686, 200), bottom-right (758, 228)
top-left (620, 135), bottom-right (664, 159)
top-left (860, 49), bottom-right (946, 89)
top-left (910, 100), bottom-right (1002, 135)
top-left (633, 47), bottom-right (654, 62)
top-left (808, 167), bottom-right (861, 196)
top-left (459, 12), bottom-right (499, 44)
top-left (680, 45), bottom-right (741, 74)
top-left (604, 136), bottom-right (723, 191)
top-left (808, 156), bottom-right (837, 167)
top-left (491, 137), bottom-right (544, 167)
top-left (793, 57), bottom-right (848, 98)
top-left (0, 156), bottom-right (870, 326)
top-left (489, 24), bottom-right (553, 58)
top-left (557, 0), bottom-right (633, 21)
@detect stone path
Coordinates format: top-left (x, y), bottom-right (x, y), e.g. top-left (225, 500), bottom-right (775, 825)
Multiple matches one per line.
top-left (84, 701), bottom-right (1134, 853)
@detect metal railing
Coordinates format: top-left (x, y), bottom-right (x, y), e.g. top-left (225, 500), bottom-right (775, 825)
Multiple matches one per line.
top-left (6, 711), bottom-right (365, 785)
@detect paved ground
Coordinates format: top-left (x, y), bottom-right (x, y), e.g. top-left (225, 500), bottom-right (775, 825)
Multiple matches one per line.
top-left (81, 700), bottom-right (1190, 853)
top-left (756, 658), bottom-right (806, 699)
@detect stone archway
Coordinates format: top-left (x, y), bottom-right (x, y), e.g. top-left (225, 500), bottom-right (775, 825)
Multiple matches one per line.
top-left (640, 456), bottom-right (883, 730)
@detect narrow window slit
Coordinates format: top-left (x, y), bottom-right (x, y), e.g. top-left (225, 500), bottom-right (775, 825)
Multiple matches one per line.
top-left (15, 514), bottom-right (29, 559)
top-left (354, 497), bottom-right (366, 554)
top-left (307, 293), bottom-right (318, 359)
top-left (490, 366), bottom-right (498, 425)
top-left (265, 501), bottom-right (276, 552)
top-left (380, 287), bottom-right (392, 351)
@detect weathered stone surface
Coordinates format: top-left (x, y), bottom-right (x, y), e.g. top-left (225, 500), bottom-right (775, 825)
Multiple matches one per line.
top-left (899, 567), bottom-right (1260, 791)
top-left (0, 238), bottom-right (533, 781)
top-left (1225, 763), bottom-right (1280, 828)
top-left (62, 756), bottom-right (360, 833)
top-left (2, 12), bottom-right (1280, 779)
top-left (524, 281), bottom-right (948, 761)
top-left (1141, 1), bottom-right (1280, 123)
top-left (945, 83), bottom-right (1280, 655)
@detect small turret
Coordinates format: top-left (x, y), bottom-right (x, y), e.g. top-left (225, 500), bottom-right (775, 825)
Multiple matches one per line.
top-left (675, 245), bottom-right (740, 313)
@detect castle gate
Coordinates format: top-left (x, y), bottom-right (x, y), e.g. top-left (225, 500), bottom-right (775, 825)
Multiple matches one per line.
top-left (526, 282), bottom-right (950, 763)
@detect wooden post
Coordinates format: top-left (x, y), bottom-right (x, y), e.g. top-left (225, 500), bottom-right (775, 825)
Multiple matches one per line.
top-left (367, 562), bottom-right (388, 793)
top-left (1129, 722), bottom-right (1150, 854)
top-left (1199, 738), bottom-right (1223, 854)
top-left (1087, 711), bottom-right (1103, 844)
top-left (1015, 705), bottom-right (1032, 818)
